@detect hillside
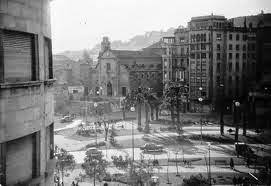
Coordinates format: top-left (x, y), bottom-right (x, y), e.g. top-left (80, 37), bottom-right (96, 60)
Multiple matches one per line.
top-left (56, 27), bottom-right (175, 61)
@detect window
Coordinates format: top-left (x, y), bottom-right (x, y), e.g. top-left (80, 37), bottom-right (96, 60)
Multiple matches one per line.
top-left (196, 54), bottom-right (200, 59)
top-left (243, 45), bottom-right (246, 51)
top-left (236, 53), bottom-right (239, 60)
top-left (229, 63), bottom-right (232, 72)
top-left (251, 44), bottom-right (256, 51)
top-left (242, 53), bottom-right (246, 60)
top-left (217, 63), bottom-right (221, 73)
top-left (236, 34), bottom-right (239, 40)
top-left (1, 29), bottom-right (39, 83)
top-left (236, 62), bottom-right (239, 72)
top-left (229, 53), bottom-right (232, 60)
top-left (201, 44), bottom-right (206, 50)
top-left (44, 37), bottom-right (53, 79)
top-left (216, 33), bottom-right (222, 40)
top-left (190, 54), bottom-right (195, 59)
top-left (229, 44), bottom-right (232, 50)
top-left (217, 44), bottom-right (220, 51)
top-left (229, 76), bottom-right (232, 85)
top-left (181, 48), bottom-right (184, 54)
top-left (191, 45), bottom-right (195, 51)
top-left (243, 63), bottom-right (246, 71)
top-left (106, 63), bottom-right (111, 71)
top-left (236, 44), bottom-right (239, 51)
top-left (201, 53), bottom-right (206, 59)
top-left (229, 34), bottom-right (232, 40)
top-left (217, 53), bottom-right (221, 60)
top-left (122, 87), bottom-right (127, 97)
top-left (243, 34), bottom-right (247, 41)
top-left (73, 89), bottom-right (79, 94)
top-left (216, 76), bottom-right (220, 85)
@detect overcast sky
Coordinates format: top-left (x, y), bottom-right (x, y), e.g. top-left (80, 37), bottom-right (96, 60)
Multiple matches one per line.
top-left (50, 0), bottom-right (271, 53)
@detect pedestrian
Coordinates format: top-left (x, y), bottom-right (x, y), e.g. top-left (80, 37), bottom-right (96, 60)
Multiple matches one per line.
top-left (72, 181), bottom-right (75, 186)
top-left (232, 176), bottom-right (237, 186)
top-left (75, 181), bottom-right (79, 186)
top-left (230, 158), bottom-right (235, 169)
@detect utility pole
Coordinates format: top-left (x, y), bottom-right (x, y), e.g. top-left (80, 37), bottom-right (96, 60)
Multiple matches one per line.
top-left (208, 142), bottom-right (211, 186)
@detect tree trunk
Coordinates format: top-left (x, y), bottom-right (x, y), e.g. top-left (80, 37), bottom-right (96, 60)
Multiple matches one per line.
top-left (243, 100), bottom-right (248, 136)
top-left (137, 103), bottom-right (141, 128)
top-left (234, 105), bottom-right (239, 141)
top-left (93, 167), bottom-right (96, 186)
top-left (176, 101), bottom-right (180, 132)
top-left (150, 105), bottom-right (154, 121)
top-left (145, 102), bottom-right (149, 124)
top-left (220, 98), bottom-right (224, 135)
top-left (155, 106), bottom-right (159, 120)
top-left (122, 107), bottom-right (126, 120)
top-left (145, 102), bottom-right (149, 132)
top-left (170, 107), bottom-right (174, 124)
top-left (105, 128), bottom-right (108, 141)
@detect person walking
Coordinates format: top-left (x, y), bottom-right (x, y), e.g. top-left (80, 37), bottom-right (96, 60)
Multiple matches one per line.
top-left (71, 181), bottom-right (75, 186)
top-left (230, 158), bottom-right (235, 169)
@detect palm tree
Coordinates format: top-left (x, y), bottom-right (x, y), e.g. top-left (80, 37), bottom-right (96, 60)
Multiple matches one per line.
top-left (163, 81), bottom-right (188, 134)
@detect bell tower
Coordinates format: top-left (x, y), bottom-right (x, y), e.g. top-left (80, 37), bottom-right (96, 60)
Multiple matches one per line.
top-left (101, 36), bottom-right (111, 53)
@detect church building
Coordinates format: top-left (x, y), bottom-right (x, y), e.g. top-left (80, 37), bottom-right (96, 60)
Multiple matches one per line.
top-left (96, 37), bottom-right (164, 97)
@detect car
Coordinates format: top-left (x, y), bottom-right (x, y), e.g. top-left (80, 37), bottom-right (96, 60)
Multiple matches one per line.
top-left (140, 143), bottom-right (163, 152)
top-left (86, 147), bottom-right (102, 157)
top-left (60, 115), bottom-right (74, 123)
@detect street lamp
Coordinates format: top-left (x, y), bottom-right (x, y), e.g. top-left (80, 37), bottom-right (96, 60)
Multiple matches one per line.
top-left (207, 142), bottom-right (212, 186)
top-left (175, 151), bottom-right (180, 177)
top-left (234, 101), bottom-right (240, 142)
top-left (130, 106), bottom-right (135, 174)
top-left (94, 102), bottom-right (98, 147)
top-left (219, 84), bottom-right (225, 135)
top-left (198, 97), bottom-right (203, 144)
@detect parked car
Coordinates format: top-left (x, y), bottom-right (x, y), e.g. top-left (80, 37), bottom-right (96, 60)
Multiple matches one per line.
top-left (86, 147), bottom-right (102, 157)
top-left (235, 142), bottom-right (254, 158)
top-left (140, 143), bottom-right (163, 152)
top-left (60, 115), bottom-right (74, 123)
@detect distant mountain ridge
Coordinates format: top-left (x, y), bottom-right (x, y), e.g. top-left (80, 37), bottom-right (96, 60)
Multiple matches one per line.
top-left (55, 28), bottom-right (175, 61)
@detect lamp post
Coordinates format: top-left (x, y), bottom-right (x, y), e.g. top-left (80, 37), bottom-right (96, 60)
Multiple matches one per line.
top-left (198, 97), bottom-right (203, 144)
top-left (130, 106), bottom-right (136, 174)
top-left (234, 101), bottom-right (241, 142)
top-left (219, 84), bottom-right (225, 135)
top-left (207, 142), bottom-right (211, 186)
top-left (94, 102), bottom-right (98, 147)
top-left (175, 151), bottom-right (180, 177)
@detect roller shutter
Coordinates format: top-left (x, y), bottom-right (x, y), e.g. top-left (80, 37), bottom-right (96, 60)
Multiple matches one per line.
top-left (2, 30), bottom-right (33, 82)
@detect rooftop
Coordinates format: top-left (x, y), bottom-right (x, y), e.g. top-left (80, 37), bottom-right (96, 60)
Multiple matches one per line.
top-left (191, 14), bottom-right (226, 22)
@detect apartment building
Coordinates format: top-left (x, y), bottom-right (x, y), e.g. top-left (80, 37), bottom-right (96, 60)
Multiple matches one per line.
top-left (0, 0), bottom-right (55, 185)
top-left (162, 14), bottom-right (264, 110)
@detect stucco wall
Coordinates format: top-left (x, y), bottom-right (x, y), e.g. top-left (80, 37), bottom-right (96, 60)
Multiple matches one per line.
top-left (0, 0), bottom-right (54, 185)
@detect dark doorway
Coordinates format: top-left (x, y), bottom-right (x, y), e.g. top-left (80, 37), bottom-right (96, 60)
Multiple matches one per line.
top-left (107, 82), bottom-right (112, 96)
top-left (122, 87), bottom-right (127, 97)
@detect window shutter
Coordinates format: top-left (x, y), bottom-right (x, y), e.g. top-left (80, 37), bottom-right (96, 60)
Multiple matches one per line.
top-left (3, 30), bottom-right (32, 82)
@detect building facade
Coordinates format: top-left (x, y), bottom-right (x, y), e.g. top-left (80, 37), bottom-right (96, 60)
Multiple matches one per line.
top-left (161, 14), bottom-right (270, 111)
top-left (0, 0), bottom-right (55, 185)
top-left (97, 37), bottom-right (163, 97)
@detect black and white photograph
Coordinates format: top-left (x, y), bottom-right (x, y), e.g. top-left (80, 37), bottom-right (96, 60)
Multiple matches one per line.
top-left (1, 0), bottom-right (271, 185)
